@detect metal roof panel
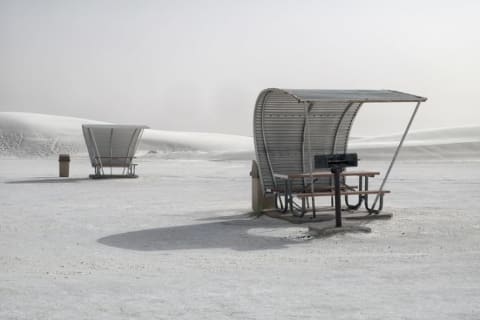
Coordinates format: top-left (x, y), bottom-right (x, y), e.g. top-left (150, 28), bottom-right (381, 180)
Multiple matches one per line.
top-left (279, 89), bottom-right (427, 103)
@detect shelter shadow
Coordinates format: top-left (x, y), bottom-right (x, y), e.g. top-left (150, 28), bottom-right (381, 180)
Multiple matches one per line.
top-left (98, 218), bottom-right (305, 251)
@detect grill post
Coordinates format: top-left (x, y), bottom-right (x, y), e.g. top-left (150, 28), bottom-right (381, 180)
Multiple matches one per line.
top-left (315, 153), bottom-right (358, 227)
top-left (332, 166), bottom-right (343, 227)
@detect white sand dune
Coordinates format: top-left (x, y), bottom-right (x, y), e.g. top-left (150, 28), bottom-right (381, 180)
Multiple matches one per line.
top-left (1, 112), bottom-right (479, 160)
top-left (0, 112), bottom-right (105, 157)
top-left (0, 112), bottom-right (253, 159)
top-left (350, 126), bottom-right (480, 159)
top-left (140, 128), bottom-right (253, 160)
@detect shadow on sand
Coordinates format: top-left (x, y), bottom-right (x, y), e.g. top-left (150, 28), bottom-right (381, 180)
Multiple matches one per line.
top-left (98, 216), bottom-right (308, 251)
top-left (5, 177), bottom-right (90, 184)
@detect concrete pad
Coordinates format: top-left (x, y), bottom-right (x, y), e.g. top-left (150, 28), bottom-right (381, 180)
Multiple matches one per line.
top-left (263, 210), bottom-right (334, 224)
top-left (308, 220), bottom-right (371, 237)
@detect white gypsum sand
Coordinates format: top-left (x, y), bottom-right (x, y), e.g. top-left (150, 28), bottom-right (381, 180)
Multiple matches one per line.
top-left (1, 112), bottom-right (480, 319)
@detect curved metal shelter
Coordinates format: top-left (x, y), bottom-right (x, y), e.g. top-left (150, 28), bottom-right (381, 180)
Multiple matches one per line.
top-left (253, 88), bottom-right (427, 212)
top-left (82, 124), bottom-right (148, 178)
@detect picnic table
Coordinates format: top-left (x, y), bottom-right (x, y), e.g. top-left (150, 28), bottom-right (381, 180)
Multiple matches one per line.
top-left (273, 170), bottom-right (390, 217)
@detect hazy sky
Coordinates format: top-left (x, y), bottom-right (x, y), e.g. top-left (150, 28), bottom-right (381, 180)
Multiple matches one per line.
top-left (1, 0), bottom-right (479, 136)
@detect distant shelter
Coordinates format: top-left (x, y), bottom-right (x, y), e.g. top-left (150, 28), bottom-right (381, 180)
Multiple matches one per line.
top-left (82, 124), bottom-right (148, 178)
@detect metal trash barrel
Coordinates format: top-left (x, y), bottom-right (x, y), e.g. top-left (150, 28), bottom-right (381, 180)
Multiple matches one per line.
top-left (59, 154), bottom-right (70, 177)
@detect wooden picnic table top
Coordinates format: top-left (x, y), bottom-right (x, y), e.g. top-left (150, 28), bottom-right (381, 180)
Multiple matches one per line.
top-left (273, 170), bottom-right (380, 180)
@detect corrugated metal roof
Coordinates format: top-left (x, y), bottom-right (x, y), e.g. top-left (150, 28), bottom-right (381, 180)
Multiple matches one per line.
top-left (279, 89), bottom-right (427, 103)
top-left (82, 124), bottom-right (147, 169)
top-left (253, 88), bottom-right (427, 194)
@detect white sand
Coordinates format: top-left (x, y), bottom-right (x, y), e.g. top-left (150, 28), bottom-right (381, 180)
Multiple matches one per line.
top-left (1, 113), bottom-right (480, 319)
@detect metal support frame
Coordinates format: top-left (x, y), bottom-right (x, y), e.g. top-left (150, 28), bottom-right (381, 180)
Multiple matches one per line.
top-left (260, 91), bottom-right (277, 189)
top-left (301, 108), bottom-right (308, 190)
top-left (343, 102), bottom-right (363, 155)
top-left (369, 101), bottom-right (421, 213)
top-left (332, 102), bottom-right (353, 154)
top-left (304, 102), bottom-right (316, 218)
top-left (123, 128), bottom-right (140, 176)
top-left (109, 128), bottom-right (113, 176)
top-left (275, 172), bottom-right (387, 218)
top-left (277, 179), bottom-right (306, 217)
top-left (87, 128), bottom-right (104, 176)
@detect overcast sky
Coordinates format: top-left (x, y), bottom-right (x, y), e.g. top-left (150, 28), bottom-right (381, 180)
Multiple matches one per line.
top-left (1, 0), bottom-right (479, 136)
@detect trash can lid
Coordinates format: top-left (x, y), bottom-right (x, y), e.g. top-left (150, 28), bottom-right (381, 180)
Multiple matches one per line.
top-left (59, 154), bottom-right (70, 161)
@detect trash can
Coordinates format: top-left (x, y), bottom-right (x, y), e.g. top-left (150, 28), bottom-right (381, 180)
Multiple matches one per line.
top-left (59, 154), bottom-right (70, 177)
top-left (250, 160), bottom-right (274, 214)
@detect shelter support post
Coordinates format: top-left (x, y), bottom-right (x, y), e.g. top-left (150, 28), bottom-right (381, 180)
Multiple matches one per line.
top-left (88, 127), bottom-right (104, 176)
top-left (369, 101), bottom-right (421, 213)
top-left (304, 103), bottom-right (316, 218)
top-left (332, 167), bottom-right (343, 227)
top-left (109, 128), bottom-right (113, 176)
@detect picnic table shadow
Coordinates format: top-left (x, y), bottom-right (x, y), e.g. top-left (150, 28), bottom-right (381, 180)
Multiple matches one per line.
top-left (5, 177), bottom-right (90, 184)
top-left (98, 215), bottom-right (309, 251)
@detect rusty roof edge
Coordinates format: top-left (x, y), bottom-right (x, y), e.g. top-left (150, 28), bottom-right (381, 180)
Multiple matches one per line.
top-left (386, 89), bottom-right (428, 102)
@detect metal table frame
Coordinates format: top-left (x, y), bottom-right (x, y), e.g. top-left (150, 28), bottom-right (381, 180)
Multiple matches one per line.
top-left (273, 170), bottom-right (384, 217)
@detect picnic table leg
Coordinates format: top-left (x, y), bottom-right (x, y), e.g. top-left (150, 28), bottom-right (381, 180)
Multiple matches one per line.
top-left (311, 195), bottom-right (316, 218)
top-left (363, 177), bottom-right (370, 210)
top-left (363, 177), bottom-right (384, 214)
top-left (312, 177), bottom-right (316, 218)
top-left (345, 176), bottom-right (363, 210)
top-left (288, 180), bottom-right (307, 217)
top-left (287, 180), bottom-right (293, 213)
top-left (275, 193), bottom-right (285, 212)
top-left (280, 180), bottom-right (289, 213)
top-left (329, 176), bottom-right (334, 208)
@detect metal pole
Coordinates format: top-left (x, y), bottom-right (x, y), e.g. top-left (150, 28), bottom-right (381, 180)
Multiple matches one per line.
top-left (370, 101), bottom-right (421, 212)
top-left (124, 128), bottom-right (140, 176)
top-left (88, 128), bottom-right (104, 176)
top-left (109, 128), bottom-right (113, 176)
top-left (332, 167), bottom-right (342, 227)
top-left (305, 103), bottom-right (316, 217)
